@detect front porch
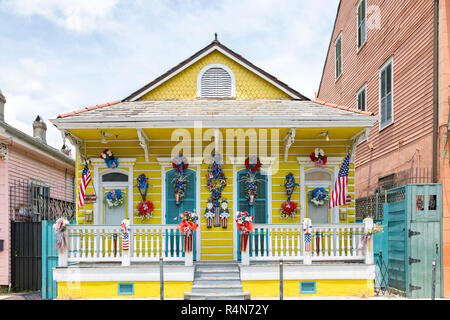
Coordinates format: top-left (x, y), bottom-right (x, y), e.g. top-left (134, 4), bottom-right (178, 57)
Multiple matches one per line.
top-left (53, 220), bottom-right (376, 299)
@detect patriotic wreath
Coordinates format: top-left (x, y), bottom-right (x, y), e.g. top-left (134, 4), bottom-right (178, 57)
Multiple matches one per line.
top-left (104, 189), bottom-right (124, 208)
top-left (245, 156), bottom-right (262, 172)
top-left (138, 200), bottom-right (154, 219)
top-left (236, 211), bottom-right (254, 252)
top-left (172, 155), bottom-right (189, 173)
top-left (206, 155), bottom-right (227, 207)
top-left (309, 187), bottom-right (329, 207)
top-left (281, 201), bottom-right (298, 218)
top-left (310, 148), bottom-right (327, 168)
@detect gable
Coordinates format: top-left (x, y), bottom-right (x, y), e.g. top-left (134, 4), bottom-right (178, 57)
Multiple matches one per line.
top-left (138, 49), bottom-right (292, 100)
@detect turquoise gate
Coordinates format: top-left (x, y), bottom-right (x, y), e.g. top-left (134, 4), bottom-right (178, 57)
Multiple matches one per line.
top-left (372, 184), bottom-right (443, 298)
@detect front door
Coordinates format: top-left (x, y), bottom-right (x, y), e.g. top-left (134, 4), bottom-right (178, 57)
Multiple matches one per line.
top-left (103, 187), bottom-right (127, 225)
top-left (306, 185), bottom-right (330, 224)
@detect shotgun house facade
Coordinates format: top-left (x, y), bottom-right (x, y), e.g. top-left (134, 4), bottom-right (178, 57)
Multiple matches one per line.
top-left (50, 39), bottom-right (378, 299)
top-left (316, 0), bottom-right (450, 297)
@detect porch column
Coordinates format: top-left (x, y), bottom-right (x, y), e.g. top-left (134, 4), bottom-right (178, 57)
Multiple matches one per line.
top-left (185, 251), bottom-right (193, 266)
top-left (363, 218), bottom-right (374, 265)
top-left (58, 230), bottom-right (69, 267)
top-left (302, 218), bottom-right (312, 265)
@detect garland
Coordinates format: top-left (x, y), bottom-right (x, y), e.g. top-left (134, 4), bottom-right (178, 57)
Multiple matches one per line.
top-left (172, 155), bottom-right (189, 206)
top-left (236, 211), bottom-right (254, 252)
top-left (245, 156), bottom-right (262, 172)
top-left (100, 148), bottom-right (119, 169)
top-left (53, 217), bottom-right (69, 253)
top-left (104, 189), bottom-right (124, 208)
top-left (310, 148), bottom-right (327, 168)
top-left (176, 211), bottom-right (199, 253)
top-left (205, 154), bottom-right (227, 227)
top-left (281, 173), bottom-right (299, 218)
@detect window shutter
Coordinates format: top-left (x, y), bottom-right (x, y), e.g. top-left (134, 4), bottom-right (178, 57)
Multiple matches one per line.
top-left (201, 67), bottom-right (232, 98)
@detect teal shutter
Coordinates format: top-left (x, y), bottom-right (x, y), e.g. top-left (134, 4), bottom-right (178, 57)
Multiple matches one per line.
top-left (237, 170), bottom-right (267, 224)
top-left (166, 169), bottom-right (196, 224)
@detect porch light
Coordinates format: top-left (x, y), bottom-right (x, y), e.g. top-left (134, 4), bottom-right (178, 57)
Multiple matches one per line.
top-left (320, 131), bottom-right (330, 141)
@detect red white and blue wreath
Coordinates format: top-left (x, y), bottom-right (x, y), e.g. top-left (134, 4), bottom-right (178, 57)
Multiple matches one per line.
top-left (281, 173), bottom-right (299, 218)
top-left (172, 155), bottom-right (189, 206)
top-left (205, 154), bottom-right (227, 228)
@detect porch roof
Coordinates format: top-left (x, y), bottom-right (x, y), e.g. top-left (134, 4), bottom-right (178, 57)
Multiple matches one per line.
top-left (51, 99), bottom-right (377, 129)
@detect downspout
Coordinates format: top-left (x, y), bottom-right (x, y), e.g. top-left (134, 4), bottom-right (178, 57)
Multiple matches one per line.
top-left (433, 0), bottom-right (439, 183)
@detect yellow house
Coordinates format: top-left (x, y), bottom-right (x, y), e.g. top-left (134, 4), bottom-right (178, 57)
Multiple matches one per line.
top-left (50, 38), bottom-right (378, 299)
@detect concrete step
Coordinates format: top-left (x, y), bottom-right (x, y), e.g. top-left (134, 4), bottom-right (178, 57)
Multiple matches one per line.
top-left (195, 275), bottom-right (241, 281)
top-left (184, 292), bottom-right (251, 300)
top-left (193, 279), bottom-right (242, 286)
top-left (192, 283), bottom-right (243, 293)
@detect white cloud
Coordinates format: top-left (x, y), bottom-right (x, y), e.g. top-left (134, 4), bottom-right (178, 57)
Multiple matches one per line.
top-left (1, 0), bottom-right (119, 32)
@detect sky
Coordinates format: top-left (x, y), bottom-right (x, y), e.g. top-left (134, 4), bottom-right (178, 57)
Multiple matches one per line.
top-left (0, 0), bottom-right (340, 152)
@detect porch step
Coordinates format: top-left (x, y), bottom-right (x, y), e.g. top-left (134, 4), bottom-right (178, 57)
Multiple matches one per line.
top-left (184, 263), bottom-right (250, 300)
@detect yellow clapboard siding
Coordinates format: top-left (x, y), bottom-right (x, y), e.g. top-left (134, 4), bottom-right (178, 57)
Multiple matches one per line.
top-left (201, 247), bottom-right (234, 254)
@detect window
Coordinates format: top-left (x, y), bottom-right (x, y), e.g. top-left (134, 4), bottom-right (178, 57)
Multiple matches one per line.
top-left (357, 0), bottom-right (367, 49)
top-left (197, 63), bottom-right (236, 98)
top-left (357, 85), bottom-right (366, 111)
top-left (335, 34), bottom-right (342, 80)
top-left (238, 170), bottom-right (267, 224)
top-left (379, 60), bottom-right (393, 129)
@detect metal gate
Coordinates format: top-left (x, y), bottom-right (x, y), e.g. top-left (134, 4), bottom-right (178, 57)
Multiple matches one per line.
top-left (10, 222), bottom-right (42, 292)
top-left (372, 184), bottom-right (443, 298)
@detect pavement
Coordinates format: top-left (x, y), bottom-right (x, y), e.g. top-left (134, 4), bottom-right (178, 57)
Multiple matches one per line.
top-left (0, 292), bottom-right (43, 300)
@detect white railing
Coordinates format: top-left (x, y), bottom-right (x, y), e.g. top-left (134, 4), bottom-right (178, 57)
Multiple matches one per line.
top-left (248, 222), bottom-right (368, 263)
top-left (62, 225), bottom-right (185, 265)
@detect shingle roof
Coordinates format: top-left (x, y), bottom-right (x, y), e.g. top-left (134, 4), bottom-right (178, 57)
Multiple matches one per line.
top-left (55, 99), bottom-right (376, 123)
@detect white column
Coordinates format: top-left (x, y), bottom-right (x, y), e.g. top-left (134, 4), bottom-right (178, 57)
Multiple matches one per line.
top-left (241, 235), bottom-right (250, 266)
top-left (185, 251), bottom-right (193, 266)
top-left (58, 230), bottom-right (69, 267)
top-left (363, 217), bottom-right (374, 265)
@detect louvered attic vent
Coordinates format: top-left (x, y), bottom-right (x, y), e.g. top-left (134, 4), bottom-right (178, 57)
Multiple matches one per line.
top-left (200, 67), bottom-right (232, 98)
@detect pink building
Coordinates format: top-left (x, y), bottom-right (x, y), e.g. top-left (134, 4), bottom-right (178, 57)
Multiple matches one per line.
top-left (0, 89), bottom-right (75, 290)
top-left (316, 0), bottom-right (450, 297)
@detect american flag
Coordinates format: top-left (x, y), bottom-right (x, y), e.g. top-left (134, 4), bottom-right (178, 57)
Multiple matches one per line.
top-left (329, 153), bottom-right (350, 209)
top-left (77, 160), bottom-right (92, 208)
top-left (304, 233), bottom-right (311, 252)
top-left (122, 233), bottom-right (129, 251)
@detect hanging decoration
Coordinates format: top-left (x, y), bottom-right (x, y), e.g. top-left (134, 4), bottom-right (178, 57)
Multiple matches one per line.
top-left (219, 198), bottom-right (230, 228)
top-left (135, 174), bottom-right (154, 220)
top-left (53, 217), bottom-right (70, 253)
top-left (236, 211), bottom-right (254, 253)
top-left (244, 156), bottom-right (262, 206)
top-left (204, 198), bottom-right (216, 228)
top-left (309, 148), bottom-right (327, 168)
top-left (104, 189), bottom-right (124, 208)
top-left (121, 219), bottom-right (130, 251)
top-left (172, 155), bottom-right (189, 206)
top-left (205, 154), bottom-right (227, 227)
top-left (281, 173), bottom-right (299, 218)
top-left (359, 222), bottom-right (383, 252)
top-left (100, 148), bottom-right (119, 169)
top-left (309, 187), bottom-right (329, 207)
top-left (176, 211), bottom-right (199, 253)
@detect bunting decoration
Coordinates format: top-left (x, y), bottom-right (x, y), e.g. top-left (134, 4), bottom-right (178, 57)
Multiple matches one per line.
top-left (136, 174), bottom-right (154, 220)
top-left (236, 211), bottom-right (254, 253)
top-left (172, 155), bottom-right (189, 206)
top-left (281, 173), bottom-right (299, 218)
top-left (176, 211), bottom-right (199, 253)
top-left (205, 154), bottom-right (227, 227)
top-left (244, 156), bottom-right (262, 206)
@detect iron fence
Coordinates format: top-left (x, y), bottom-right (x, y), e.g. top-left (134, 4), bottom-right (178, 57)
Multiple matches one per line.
top-left (9, 178), bottom-right (75, 222)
